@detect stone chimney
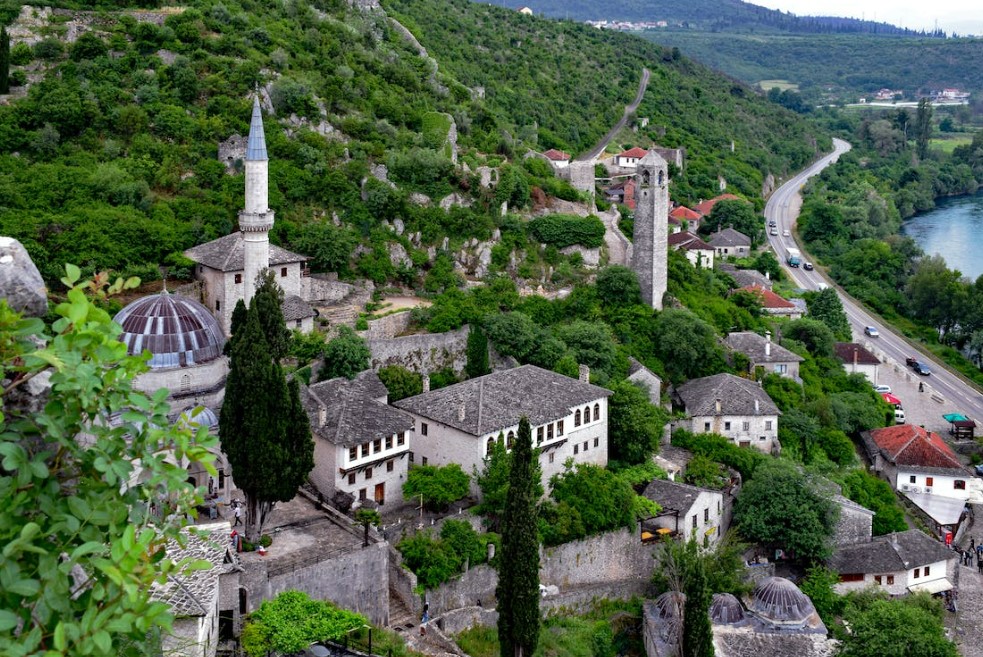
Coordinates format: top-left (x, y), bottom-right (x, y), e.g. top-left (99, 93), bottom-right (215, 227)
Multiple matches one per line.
top-left (765, 331), bottom-right (771, 358)
top-left (458, 402), bottom-right (466, 422)
top-left (318, 406), bottom-right (326, 427)
top-left (422, 375), bottom-right (430, 393)
top-left (715, 399), bottom-right (722, 414)
top-left (579, 364), bottom-right (590, 383)
top-left (754, 399), bottom-right (760, 414)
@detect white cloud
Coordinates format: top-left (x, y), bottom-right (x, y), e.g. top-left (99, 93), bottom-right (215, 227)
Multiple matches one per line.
top-left (751, 0), bottom-right (982, 35)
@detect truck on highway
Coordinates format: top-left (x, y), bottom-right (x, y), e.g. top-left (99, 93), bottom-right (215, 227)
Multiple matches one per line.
top-left (786, 247), bottom-right (802, 267)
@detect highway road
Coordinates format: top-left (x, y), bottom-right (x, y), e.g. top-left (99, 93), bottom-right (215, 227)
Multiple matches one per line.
top-left (765, 137), bottom-right (983, 422)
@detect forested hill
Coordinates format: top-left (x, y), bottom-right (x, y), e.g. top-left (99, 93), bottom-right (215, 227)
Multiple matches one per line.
top-left (0, 0), bottom-right (824, 287)
top-left (484, 0), bottom-right (938, 37)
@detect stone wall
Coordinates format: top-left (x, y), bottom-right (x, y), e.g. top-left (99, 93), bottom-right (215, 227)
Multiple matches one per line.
top-left (428, 564), bottom-right (498, 617)
top-left (540, 526), bottom-right (656, 588)
top-left (367, 325), bottom-right (470, 374)
top-left (437, 607), bottom-right (499, 635)
top-left (568, 160), bottom-right (597, 197)
top-left (303, 274), bottom-right (358, 304)
top-left (388, 545), bottom-right (423, 617)
top-left (361, 311), bottom-right (413, 340)
top-left (241, 542), bottom-right (390, 626)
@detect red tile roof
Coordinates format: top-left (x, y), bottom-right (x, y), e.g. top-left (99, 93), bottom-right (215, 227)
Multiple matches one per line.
top-left (617, 147), bottom-right (648, 159)
top-left (543, 148), bottom-right (570, 161)
top-left (670, 206), bottom-right (701, 221)
top-left (668, 231), bottom-right (712, 251)
top-left (833, 343), bottom-right (881, 366)
top-left (693, 193), bottom-right (743, 217)
top-left (739, 285), bottom-right (795, 309)
top-left (869, 425), bottom-right (965, 471)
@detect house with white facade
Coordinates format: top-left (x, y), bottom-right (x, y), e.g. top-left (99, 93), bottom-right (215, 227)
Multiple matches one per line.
top-left (739, 284), bottom-right (803, 319)
top-left (669, 205), bottom-right (701, 233)
top-left (393, 365), bottom-right (611, 490)
top-left (724, 331), bottom-right (803, 380)
top-left (615, 146), bottom-right (648, 168)
top-left (674, 373), bottom-right (781, 454)
top-left (828, 529), bottom-right (956, 596)
top-left (627, 357), bottom-right (662, 407)
top-left (641, 479), bottom-right (725, 549)
top-left (542, 148), bottom-right (571, 168)
top-left (301, 371), bottom-right (415, 508)
top-left (667, 231), bottom-right (714, 268)
top-left (833, 342), bottom-right (881, 382)
top-left (707, 227), bottom-right (751, 258)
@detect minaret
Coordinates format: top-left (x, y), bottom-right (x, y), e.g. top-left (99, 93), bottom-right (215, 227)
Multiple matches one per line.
top-left (239, 96), bottom-right (273, 306)
top-left (632, 150), bottom-right (669, 310)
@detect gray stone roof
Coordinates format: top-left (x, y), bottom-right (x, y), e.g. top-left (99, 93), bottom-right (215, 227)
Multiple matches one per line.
top-left (393, 364), bottom-right (612, 436)
top-left (718, 264), bottom-right (773, 290)
top-left (724, 332), bottom-right (803, 365)
top-left (639, 149), bottom-right (668, 167)
top-left (668, 231), bottom-right (713, 251)
top-left (246, 96), bottom-right (267, 161)
top-left (833, 342), bottom-right (880, 366)
top-left (282, 294), bottom-right (316, 321)
top-left (643, 478), bottom-right (716, 514)
top-left (150, 524), bottom-right (240, 618)
top-left (303, 371), bottom-right (414, 447)
top-left (627, 357), bottom-right (662, 382)
top-left (708, 228), bottom-right (751, 248)
top-left (829, 529), bottom-right (954, 574)
top-left (184, 232), bottom-right (307, 272)
top-left (676, 373), bottom-right (780, 417)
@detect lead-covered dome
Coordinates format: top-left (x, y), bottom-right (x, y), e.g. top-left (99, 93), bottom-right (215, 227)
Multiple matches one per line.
top-left (710, 593), bottom-right (746, 625)
top-left (750, 577), bottom-right (816, 624)
top-left (115, 292), bottom-right (226, 369)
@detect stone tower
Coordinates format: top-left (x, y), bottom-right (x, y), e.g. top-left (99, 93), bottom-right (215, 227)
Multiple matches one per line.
top-left (631, 150), bottom-right (669, 310)
top-left (239, 96), bottom-right (273, 305)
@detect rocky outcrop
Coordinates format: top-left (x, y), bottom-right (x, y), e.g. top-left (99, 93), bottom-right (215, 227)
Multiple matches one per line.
top-left (439, 193), bottom-right (471, 211)
top-left (387, 243), bottom-right (413, 269)
top-left (0, 237), bottom-right (47, 317)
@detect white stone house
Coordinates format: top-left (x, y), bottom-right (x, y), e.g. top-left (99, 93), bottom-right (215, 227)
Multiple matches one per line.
top-left (724, 331), bottom-right (803, 380)
top-left (301, 371), bottom-right (414, 508)
top-left (667, 231), bottom-right (715, 268)
top-left (542, 148), bottom-right (570, 169)
top-left (641, 479), bottom-right (725, 549)
top-left (833, 342), bottom-right (880, 382)
top-left (393, 365), bottom-right (612, 491)
top-left (627, 357), bottom-right (662, 407)
top-left (829, 529), bottom-right (956, 596)
top-left (615, 146), bottom-right (648, 168)
top-left (674, 373), bottom-right (781, 454)
top-left (707, 227), bottom-right (751, 258)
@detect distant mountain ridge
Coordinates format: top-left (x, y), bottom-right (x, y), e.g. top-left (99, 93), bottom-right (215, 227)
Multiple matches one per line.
top-left (485, 0), bottom-right (943, 37)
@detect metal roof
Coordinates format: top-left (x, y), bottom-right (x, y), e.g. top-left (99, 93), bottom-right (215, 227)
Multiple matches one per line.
top-left (246, 96), bottom-right (268, 161)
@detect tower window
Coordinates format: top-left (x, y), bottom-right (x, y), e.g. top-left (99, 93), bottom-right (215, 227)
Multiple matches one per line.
top-left (235, 274), bottom-right (242, 284)
top-left (215, 300), bottom-right (220, 311)
top-left (281, 267), bottom-right (287, 277)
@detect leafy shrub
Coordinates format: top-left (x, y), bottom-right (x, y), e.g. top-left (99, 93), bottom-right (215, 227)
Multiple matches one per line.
top-left (403, 463), bottom-right (470, 510)
top-left (397, 521), bottom-right (494, 589)
top-left (241, 591), bottom-right (366, 657)
top-left (528, 214), bottom-right (605, 248)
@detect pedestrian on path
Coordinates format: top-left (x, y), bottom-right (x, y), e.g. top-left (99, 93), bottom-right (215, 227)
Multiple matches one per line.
top-left (972, 538), bottom-right (976, 552)
top-left (233, 503), bottom-right (242, 526)
top-left (977, 557), bottom-right (983, 574)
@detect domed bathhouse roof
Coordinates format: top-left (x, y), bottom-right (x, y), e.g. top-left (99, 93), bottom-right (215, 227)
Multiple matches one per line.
top-left (114, 292), bottom-right (226, 369)
top-left (177, 407), bottom-right (219, 432)
top-left (710, 593), bottom-right (747, 626)
top-left (750, 577), bottom-right (818, 626)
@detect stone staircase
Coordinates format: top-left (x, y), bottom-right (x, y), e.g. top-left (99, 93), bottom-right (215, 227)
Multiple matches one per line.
top-left (388, 588), bottom-right (418, 632)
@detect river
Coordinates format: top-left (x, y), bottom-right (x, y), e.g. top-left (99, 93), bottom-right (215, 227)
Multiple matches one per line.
top-left (902, 190), bottom-right (983, 281)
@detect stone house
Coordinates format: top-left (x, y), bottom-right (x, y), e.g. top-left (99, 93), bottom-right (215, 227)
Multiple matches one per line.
top-left (669, 205), bottom-right (701, 233)
top-left (615, 146), bottom-right (649, 168)
top-left (627, 357), bottom-right (662, 406)
top-left (641, 479), bottom-right (726, 549)
top-left (393, 365), bottom-right (612, 491)
top-left (605, 177), bottom-right (636, 209)
top-left (707, 227), bottom-right (751, 258)
top-left (667, 231), bottom-right (714, 269)
top-left (542, 148), bottom-right (570, 168)
top-left (739, 284), bottom-right (802, 319)
top-left (861, 424), bottom-right (975, 501)
top-left (828, 529), bottom-right (955, 596)
top-left (718, 263), bottom-right (773, 291)
top-left (724, 331), bottom-right (803, 380)
top-left (692, 193), bottom-right (743, 218)
top-left (301, 371), bottom-right (414, 509)
top-left (833, 342), bottom-right (880, 382)
top-left (152, 523), bottom-right (243, 657)
top-left (674, 373), bottom-right (781, 454)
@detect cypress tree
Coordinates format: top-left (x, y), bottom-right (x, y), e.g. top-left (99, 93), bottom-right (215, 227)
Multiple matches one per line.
top-left (465, 325), bottom-right (490, 379)
top-left (224, 299), bottom-right (248, 355)
top-left (682, 556), bottom-right (714, 657)
top-left (496, 416), bottom-right (540, 657)
top-left (254, 270), bottom-right (291, 360)
top-left (220, 303), bottom-right (313, 541)
top-left (0, 27), bottom-right (9, 95)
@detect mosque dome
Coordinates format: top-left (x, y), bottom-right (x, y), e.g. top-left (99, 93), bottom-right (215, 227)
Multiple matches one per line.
top-left (750, 577), bottom-right (816, 623)
top-left (114, 292), bottom-right (226, 369)
top-left (710, 593), bottom-right (746, 625)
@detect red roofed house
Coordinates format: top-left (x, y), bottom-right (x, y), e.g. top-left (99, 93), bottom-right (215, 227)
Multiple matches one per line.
top-left (605, 177), bottom-right (636, 209)
top-left (739, 285), bottom-right (802, 319)
top-left (668, 231), bottom-right (714, 269)
top-left (693, 193), bottom-right (743, 217)
top-left (616, 147), bottom-right (649, 168)
top-left (669, 205), bottom-right (701, 233)
top-left (542, 148), bottom-right (570, 168)
top-left (862, 425), bottom-right (977, 505)
top-left (832, 342), bottom-right (881, 383)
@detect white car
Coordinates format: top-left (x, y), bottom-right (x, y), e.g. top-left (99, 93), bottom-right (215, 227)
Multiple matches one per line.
top-left (874, 384), bottom-right (892, 394)
top-left (864, 326), bottom-right (880, 338)
top-left (782, 229), bottom-right (790, 237)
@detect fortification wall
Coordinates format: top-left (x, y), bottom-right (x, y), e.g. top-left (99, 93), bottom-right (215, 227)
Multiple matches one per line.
top-left (367, 325), bottom-right (469, 374)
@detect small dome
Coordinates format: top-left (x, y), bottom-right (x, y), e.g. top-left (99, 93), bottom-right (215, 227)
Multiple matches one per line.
top-left (750, 577), bottom-right (815, 623)
top-left (115, 292), bottom-right (226, 369)
top-left (653, 591), bottom-right (686, 619)
top-left (178, 407), bottom-right (219, 430)
top-left (710, 593), bottom-right (746, 625)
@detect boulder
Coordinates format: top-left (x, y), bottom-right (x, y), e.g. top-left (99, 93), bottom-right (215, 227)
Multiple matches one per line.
top-left (0, 237), bottom-right (47, 317)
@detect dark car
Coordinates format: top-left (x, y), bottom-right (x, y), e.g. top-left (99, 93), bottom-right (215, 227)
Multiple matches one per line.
top-left (768, 220), bottom-right (777, 227)
top-left (913, 361), bottom-right (932, 376)
top-left (975, 464), bottom-right (983, 476)
top-left (906, 356), bottom-right (919, 367)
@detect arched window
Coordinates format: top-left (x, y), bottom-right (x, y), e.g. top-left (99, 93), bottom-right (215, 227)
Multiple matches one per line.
top-left (642, 170), bottom-right (651, 185)
top-left (487, 436), bottom-right (496, 456)
top-left (594, 404), bottom-right (600, 421)
top-left (955, 480), bottom-right (967, 490)
top-left (575, 410), bottom-right (581, 426)
top-left (658, 170), bottom-right (665, 185)
top-left (507, 431), bottom-right (515, 449)
top-left (584, 406), bottom-right (591, 422)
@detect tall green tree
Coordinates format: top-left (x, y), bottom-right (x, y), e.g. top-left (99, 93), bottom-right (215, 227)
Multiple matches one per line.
top-left (806, 287), bottom-right (851, 340)
top-left (253, 271), bottom-right (291, 361)
top-left (840, 593), bottom-right (956, 657)
top-left (497, 417), bottom-right (540, 657)
top-left (220, 304), bottom-right (314, 541)
top-left (682, 556), bottom-right (714, 657)
top-left (319, 326), bottom-right (371, 381)
top-left (475, 433), bottom-right (510, 529)
top-left (465, 325), bottom-right (490, 379)
top-left (915, 98), bottom-right (933, 160)
top-left (0, 27), bottom-right (9, 95)
top-left (224, 299), bottom-right (248, 356)
top-left (607, 379), bottom-right (667, 464)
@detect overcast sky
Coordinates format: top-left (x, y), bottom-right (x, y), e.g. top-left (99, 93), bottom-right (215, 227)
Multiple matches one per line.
top-left (750, 0), bottom-right (983, 35)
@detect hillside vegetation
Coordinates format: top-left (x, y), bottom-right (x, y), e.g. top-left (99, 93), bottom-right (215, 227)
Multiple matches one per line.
top-left (0, 0), bottom-right (823, 287)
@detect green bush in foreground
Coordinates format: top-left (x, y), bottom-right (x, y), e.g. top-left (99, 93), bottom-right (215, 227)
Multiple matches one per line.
top-left (529, 214), bottom-right (605, 248)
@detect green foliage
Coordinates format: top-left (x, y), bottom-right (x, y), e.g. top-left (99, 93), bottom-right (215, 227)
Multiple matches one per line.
top-left (319, 326), bottom-right (370, 381)
top-left (843, 471), bottom-right (907, 535)
top-left (528, 214), bottom-right (605, 248)
top-left (541, 464), bottom-right (639, 545)
top-left (397, 520), bottom-right (494, 589)
top-left (683, 454), bottom-right (729, 489)
top-left (699, 199), bottom-right (761, 246)
top-left (671, 430), bottom-right (768, 481)
top-left (465, 326), bottom-right (490, 378)
top-left (784, 318), bottom-right (835, 358)
top-left (596, 265), bottom-right (642, 307)
top-left (607, 380), bottom-right (667, 465)
top-left (0, 27), bottom-right (8, 95)
top-left (682, 557), bottom-right (714, 657)
top-left (253, 271), bottom-right (291, 361)
top-left (497, 417), bottom-right (541, 657)
top-left (289, 330), bottom-right (326, 367)
top-left (475, 434), bottom-right (511, 528)
top-left (241, 590), bottom-right (366, 657)
top-left (839, 591), bottom-right (956, 657)
top-left (402, 464), bottom-right (471, 511)
top-left (734, 460), bottom-right (838, 564)
top-left (0, 270), bottom-right (215, 656)
top-left (805, 287), bottom-right (851, 341)
top-left (799, 566), bottom-right (844, 627)
top-left (377, 365), bottom-right (423, 402)
top-left (651, 309), bottom-right (726, 383)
